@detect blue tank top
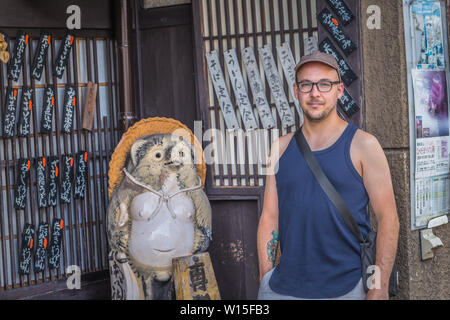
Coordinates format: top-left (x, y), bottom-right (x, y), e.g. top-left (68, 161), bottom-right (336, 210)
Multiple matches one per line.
top-left (269, 123), bottom-right (371, 299)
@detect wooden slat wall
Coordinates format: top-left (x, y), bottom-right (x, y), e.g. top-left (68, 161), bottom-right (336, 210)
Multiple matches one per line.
top-left (197, 0), bottom-right (318, 188)
top-left (0, 30), bottom-right (120, 291)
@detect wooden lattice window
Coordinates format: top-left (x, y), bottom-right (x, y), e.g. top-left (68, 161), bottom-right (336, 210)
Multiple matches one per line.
top-left (0, 29), bottom-right (120, 292)
top-left (193, 0), bottom-right (319, 189)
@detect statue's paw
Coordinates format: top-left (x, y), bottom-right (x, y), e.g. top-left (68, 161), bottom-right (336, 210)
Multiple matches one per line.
top-left (111, 230), bottom-right (129, 254)
top-left (193, 227), bottom-right (212, 253)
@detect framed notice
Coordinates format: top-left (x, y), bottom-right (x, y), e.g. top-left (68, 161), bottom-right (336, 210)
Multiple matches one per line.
top-left (404, 0), bottom-right (450, 229)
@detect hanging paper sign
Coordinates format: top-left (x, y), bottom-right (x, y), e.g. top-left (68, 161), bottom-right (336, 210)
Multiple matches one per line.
top-left (31, 32), bottom-right (51, 81)
top-left (74, 151), bottom-right (88, 199)
top-left (36, 157), bottom-right (48, 208)
top-left (60, 155), bottom-right (73, 203)
top-left (40, 86), bottom-right (55, 134)
top-left (318, 8), bottom-right (356, 56)
top-left (34, 223), bottom-right (49, 273)
top-left (223, 48), bottom-right (258, 131)
top-left (17, 87), bottom-right (34, 137)
top-left (18, 223), bottom-right (35, 275)
top-left (48, 218), bottom-right (64, 270)
top-left (304, 36), bottom-right (319, 55)
top-left (15, 158), bottom-right (31, 209)
top-left (47, 156), bottom-right (59, 207)
top-left (53, 32), bottom-right (74, 79)
top-left (2, 87), bottom-right (19, 138)
top-left (8, 31), bottom-right (29, 81)
top-left (242, 47), bottom-right (276, 129)
top-left (277, 42), bottom-right (304, 124)
top-left (326, 0), bottom-right (354, 26)
top-left (319, 37), bottom-right (358, 87)
top-left (259, 45), bottom-right (295, 128)
top-left (82, 81), bottom-right (98, 131)
top-left (338, 88), bottom-right (360, 117)
top-left (206, 50), bottom-right (240, 130)
top-left (62, 85), bottom-right (76, 133)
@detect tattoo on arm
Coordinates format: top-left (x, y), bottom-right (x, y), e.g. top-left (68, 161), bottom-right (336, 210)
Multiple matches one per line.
top-left (267, 230), bottom-right (279, 267)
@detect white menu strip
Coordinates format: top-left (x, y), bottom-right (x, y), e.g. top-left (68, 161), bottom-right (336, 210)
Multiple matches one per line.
top-left (259, 44), bottom-right (295, 128)
top-left (224, 48), bottom-right (258, 131)
top-left (277, 41), bottom-right (304, 125)
top-left (206, 50), bottom-right (240, 131)
top-left (242, 46), bottom-right (276, 129)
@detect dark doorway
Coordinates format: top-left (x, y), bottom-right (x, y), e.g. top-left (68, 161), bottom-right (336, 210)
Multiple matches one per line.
top-left (208, 200), bottom-right (260, 300)
top-left (136, 4), bottom-right (197, 132)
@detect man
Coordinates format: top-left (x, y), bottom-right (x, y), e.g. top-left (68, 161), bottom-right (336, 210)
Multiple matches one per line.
top-left (257, 51), bottom-right (399, 300)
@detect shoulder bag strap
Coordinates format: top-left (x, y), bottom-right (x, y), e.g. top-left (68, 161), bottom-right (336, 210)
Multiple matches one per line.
top-left (294, 128), bottom-right (365, 243)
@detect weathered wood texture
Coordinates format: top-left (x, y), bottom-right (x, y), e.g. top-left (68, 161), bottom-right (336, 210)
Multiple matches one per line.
top-left (207, 200), bottom-right (259, 300)
top-left (173, 252), bottom-right (221, 300)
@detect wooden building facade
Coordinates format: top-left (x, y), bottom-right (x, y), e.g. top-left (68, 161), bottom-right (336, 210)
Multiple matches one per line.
top-left (0, 0), bottom-right (365, 299)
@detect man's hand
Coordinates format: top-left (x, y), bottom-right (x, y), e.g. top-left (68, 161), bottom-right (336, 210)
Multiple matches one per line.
top-left (366, 288), bottom-right (389, 300)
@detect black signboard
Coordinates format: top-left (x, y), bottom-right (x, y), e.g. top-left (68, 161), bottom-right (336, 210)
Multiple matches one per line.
top-left (338, 88), bottom-right (360, 117)
top-left (2, 87), bottom-right (19, 138)
top-left (60, 155), bottom-right (73, 204)
top-left (17, 87), bottom-right (33, 137)
top-left (318, 8), bottom-right (356, 56)
top-left (326, 0), bottom-right (354, 26)
top-left (47, 156), bottom-right (59, 207)
top-left (31, 31), bottom-right (51, 81)
top-left (8, 30), bottom-right (29, 81)
top-left (53, 32), bottom-right (74, 79)
top-left (40, 86), bottom-right (55, 134)
top-left (34, 223), bottom-right (49, 273)
top-left (74, 151), bottom-right (88, 199)
top-left (48, 219), bottom-right (64, 270)
top-left (36, 157), bottom-right (48, 208)
top-left (14, 158), bottom-right (30, 209)
top-left (62, 86), bottom-right (76, 133)
top-left (319, 37), bottom-right (358, 87)
top-left (18, 223), bottom-right (34, 275)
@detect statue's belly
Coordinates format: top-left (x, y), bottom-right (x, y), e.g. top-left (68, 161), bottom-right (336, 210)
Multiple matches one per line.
top-left (128, 192), bottom-right (195, 267)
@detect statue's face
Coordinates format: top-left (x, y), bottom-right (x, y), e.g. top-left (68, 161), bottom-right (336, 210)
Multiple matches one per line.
top-left (130, 134), bottom-right (195, 180)
top-left (131, 134), bottom-right (194, 172)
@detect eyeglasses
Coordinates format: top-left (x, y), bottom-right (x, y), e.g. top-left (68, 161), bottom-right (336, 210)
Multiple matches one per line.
top-left (296, 80), bottom-right (341, 93)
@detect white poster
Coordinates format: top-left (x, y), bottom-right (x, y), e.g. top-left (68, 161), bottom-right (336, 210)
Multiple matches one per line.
top-left (412, 68), bottom-right (450, 227)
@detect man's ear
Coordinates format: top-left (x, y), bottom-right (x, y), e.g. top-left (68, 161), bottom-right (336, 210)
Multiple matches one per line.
top-left (130, 139), bottom-right (148, 166)
top-left (336, 82), bottom-right (344, 100)
top-left (293, 82), bottom-right (300, 100)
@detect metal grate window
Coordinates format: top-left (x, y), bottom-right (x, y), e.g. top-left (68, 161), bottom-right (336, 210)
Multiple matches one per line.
top-left (0, 30), bottom-right (120, 291)
top-left (196, 0), bottom-right (318, 188)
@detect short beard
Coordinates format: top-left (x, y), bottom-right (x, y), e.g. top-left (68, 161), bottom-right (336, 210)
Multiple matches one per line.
top-left (303, 104), bottom-right (336, 122)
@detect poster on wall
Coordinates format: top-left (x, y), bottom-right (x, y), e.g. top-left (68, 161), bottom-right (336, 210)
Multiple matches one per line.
top-left (410, 0), bottom-right (445, 70)
top-left (412, 69), bottom-right (450, 227)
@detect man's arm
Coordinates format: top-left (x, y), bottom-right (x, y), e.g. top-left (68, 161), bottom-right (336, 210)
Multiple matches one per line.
top-left (257, 173), bottom-right (279, 282)
top-left (352, 131), bottom-right (400, 300)
top-left (257, 134), bottom-right (293, 282)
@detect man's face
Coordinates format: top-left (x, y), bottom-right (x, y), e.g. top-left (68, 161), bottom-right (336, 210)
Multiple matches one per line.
top-left (294, 62), bottom-right (344, 122)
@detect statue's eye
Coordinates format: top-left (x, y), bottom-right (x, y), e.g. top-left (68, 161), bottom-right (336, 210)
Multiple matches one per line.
top-left (179, 151), bottom-right (184, 157)
top-left (155, 152), bottom-right (162, 159)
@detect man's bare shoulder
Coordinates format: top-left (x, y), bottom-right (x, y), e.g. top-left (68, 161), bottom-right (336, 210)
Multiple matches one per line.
top-left (265, 132), bottom-right (295, 176)
top-left (352, 129), bottom-right (384, 157)
top-left (271, 132), bottom-right (295, 158)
